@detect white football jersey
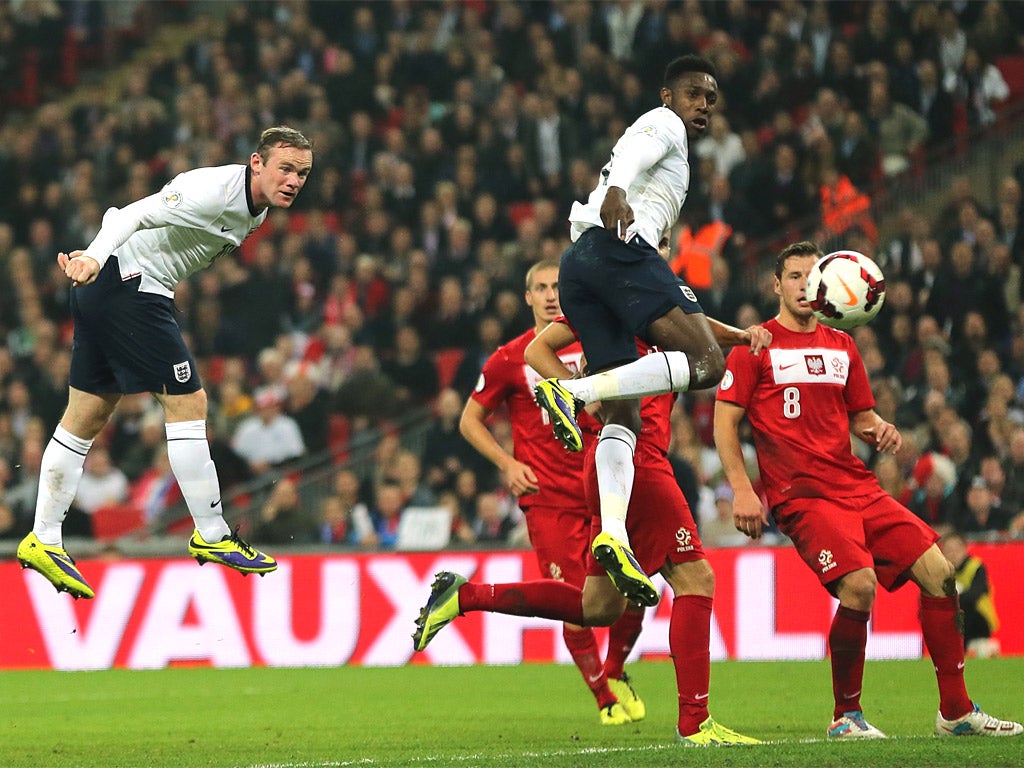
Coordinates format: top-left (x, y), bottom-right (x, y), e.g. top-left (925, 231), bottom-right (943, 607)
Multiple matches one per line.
top-left (569, 105), bottom-right (689, 250)
top-left (83, 164), bottom-right (268, 297)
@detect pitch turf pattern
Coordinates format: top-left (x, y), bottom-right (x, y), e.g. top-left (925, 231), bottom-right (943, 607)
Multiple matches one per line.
top-left (2, 660), bottom-right (1022, 768)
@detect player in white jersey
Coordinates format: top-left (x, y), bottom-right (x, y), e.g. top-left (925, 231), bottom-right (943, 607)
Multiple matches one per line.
top-left (533, 55), bottom-right (770, 606)
top-left (17, 126), bottom-right (313, 599)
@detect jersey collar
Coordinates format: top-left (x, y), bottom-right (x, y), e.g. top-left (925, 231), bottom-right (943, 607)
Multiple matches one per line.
top-left (244, 164), bottom-right (260, 216)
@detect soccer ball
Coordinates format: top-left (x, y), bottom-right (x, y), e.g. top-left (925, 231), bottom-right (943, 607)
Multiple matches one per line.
top-left (806, 250), bottom-right (886, 330)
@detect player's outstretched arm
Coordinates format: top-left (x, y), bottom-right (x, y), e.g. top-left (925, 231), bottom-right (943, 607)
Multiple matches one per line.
top-left (706, 317), bottom-right (772, 354)
top-left (524, 321), bottom-right (577, 379)
top-left (459, 398), bottom-right (539, 496)
top-left (850, 409), bottom-right (901, 454)
top-left (714, 400), bottom-right (768, 540)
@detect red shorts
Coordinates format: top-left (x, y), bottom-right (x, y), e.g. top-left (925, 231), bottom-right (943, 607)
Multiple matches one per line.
top-left (773, 489), bottom-right (938, 592)
top-left (583, 451), bottom-right (705, 578)
top-left (522, 504), bottom-right (591, 588)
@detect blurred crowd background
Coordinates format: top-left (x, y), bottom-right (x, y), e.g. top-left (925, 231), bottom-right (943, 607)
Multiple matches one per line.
top-left (2, 0), bottom-right (1024, 555)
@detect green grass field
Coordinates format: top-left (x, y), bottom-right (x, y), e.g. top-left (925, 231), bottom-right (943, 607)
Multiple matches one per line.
top-left (2, 659), bottom-right (1022, 768)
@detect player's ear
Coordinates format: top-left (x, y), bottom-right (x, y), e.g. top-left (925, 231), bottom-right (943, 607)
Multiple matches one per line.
top-left (250, 152), bottom-right (262, 173)
top-left (660, 86), bottom-right (672, 107)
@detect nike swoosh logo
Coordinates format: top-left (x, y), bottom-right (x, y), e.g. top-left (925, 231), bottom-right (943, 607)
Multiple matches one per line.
top-left (587, 673), bottom-right (603, 683)
top-left (956, 661), bottom-right (965, 670)
top-left (779, 362), bottom-right (799, 370)
top-left (220, 225), bottom-right (233, 232)
top-left (836, 275), bottom-right (859, 306)
top-left (695, 692), bottom-right (709, 700)
top-left (842, 691), bottom-right (862, 699)
top-left (210, 499), bottom-right (221, 508)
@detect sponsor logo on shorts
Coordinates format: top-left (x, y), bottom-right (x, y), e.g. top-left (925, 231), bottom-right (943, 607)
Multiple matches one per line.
top-left (173, 361), bottom-right (192, 383)
top-left (163, 190), bottom-right (183, 208)
top-left (675, 527), bottom-right (694, 552)
top-left (818, 549), bottom-right (837, 574)
top-left (679, 285), bottom-right (698, 302)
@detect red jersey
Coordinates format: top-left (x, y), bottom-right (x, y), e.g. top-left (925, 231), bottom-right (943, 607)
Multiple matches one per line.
top-left (716, 318), bottom-right (877, 508)
top-left (471, 328), bottom-right (597, 510)
top-left (632, 340), bottom-right (675, 466)
top-left (553, 317), bottom-right (675, 464)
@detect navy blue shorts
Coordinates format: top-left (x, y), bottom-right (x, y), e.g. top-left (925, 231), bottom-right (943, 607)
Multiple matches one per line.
top-left (69, 258), bottom-right (201, 395)
top-left (558, 227), bottom-right (704, 372)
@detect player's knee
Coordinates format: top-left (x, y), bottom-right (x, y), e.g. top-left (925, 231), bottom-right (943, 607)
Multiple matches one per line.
top-left (691, 346), bottom-right (725, 389)
top-left (581, 590), bottom-right (627, 626)
top-left (603, 401), bottom-right (642, 435)
top-left (836, 568), bottom-right (877, 609)
top-left (663, 559), bottom-right (714, 597)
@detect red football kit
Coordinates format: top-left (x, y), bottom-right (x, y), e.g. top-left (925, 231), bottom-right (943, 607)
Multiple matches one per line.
top-left (471, 328), bottom-right (599, 586)
top-left (566, 332), bottom-right (705, 578)
top-left (717, 318), bottom-right (936, 589)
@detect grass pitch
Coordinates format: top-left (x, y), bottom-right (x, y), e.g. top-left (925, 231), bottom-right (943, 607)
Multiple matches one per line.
top-left (2, 658), bottom-right (1022, 768)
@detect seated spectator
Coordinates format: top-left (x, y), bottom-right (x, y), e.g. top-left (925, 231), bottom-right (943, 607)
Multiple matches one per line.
top-left (425, 275), bottom-right (477, 351)
top-left (371, 480), bottom-right (407, 549)
top-left (955, 47), bottom-right (1010, 129)
top-left (379, 325), bottom-right (439, 408)
top-left (866, 78), bottom-right (928, 177)
top-left (231, 385), bottom-right (306, 474)
top-left (422, 388), bottom-right (479, 494)
top-left (256, 478), bottom-right (318, 545)
top-left (1001, 428), bottom-right (1024, 514)
top-left (695, 113), bottom-right (745, 179)
top-left (127, 446), bottom-right (182, 524)
top-left (322, 468), bottom-right (378, 547)
top-left (471, 490), bottom-right (521, 544)
top-left (699, 483), bottom-right (750, 548)
top-left (335, 345), bottom-right (399, 426)
top-left (285, 362), bottom-right (331, 455)
top-left (915, 58), bottom-right (955, 153)
top-left (952, 475), bottom-right (1014, 537)
top-left (909, 451), bottom-right (957, 531)
top-left (73, 446), bottom-right (129, 517)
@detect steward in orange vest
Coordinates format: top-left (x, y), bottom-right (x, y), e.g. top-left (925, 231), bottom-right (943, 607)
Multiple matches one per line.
top-left (670, 220), bottom-right (733, 290)
top-left (819, 170), bottom-right (878, 244)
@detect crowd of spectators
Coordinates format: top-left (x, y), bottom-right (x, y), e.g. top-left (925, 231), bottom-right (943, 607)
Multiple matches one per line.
top-left (2, 1), bottom-right (1024, 552)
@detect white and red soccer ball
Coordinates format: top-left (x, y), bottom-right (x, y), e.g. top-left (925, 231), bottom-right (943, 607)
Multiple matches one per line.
top-left (806, 250), bottom-right (886, 330)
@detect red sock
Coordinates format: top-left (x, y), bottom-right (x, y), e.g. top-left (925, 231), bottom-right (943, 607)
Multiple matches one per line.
top-left (563, 625), bottom-right (615, 709)
top-left (459, 581), bottom-right (585, 625)
top-left (671, 595), bottom-right (712, 736)
top-left (920, 594), bottom-right (972, 719)
top-left (829, 605), bottom-right (869, 719)
top-left (604, 607), bottom-right (644, 680)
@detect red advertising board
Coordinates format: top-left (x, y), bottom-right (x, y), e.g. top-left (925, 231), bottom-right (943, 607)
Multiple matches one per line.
top-left (1, 543), bottom-right (1021, 670)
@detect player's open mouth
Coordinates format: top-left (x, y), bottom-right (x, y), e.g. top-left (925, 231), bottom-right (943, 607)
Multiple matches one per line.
top-left (692, 117), bottom-right (708, 129)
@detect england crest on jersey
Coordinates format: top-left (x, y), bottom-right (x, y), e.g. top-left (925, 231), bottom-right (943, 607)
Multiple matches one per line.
top-left (173, 361), bottom-right (192, 383)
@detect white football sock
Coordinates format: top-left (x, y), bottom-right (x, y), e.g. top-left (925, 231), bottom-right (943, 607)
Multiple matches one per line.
top-left (33, 426), bottom-right (94, 546)
top-left (165, 420), bottom-right (230, 542)
top-left (562, 351), bottom-right (691, 405)
top-left (595, 423), bottom-right (636, 546)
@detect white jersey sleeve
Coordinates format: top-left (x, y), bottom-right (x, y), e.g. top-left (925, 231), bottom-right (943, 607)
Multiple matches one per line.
top-left (83, 164), bottom-right (268, 297)
top-left (568, 106), bottom-right (690, 249)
